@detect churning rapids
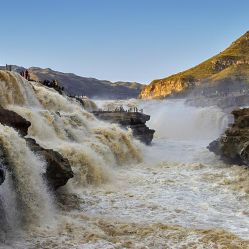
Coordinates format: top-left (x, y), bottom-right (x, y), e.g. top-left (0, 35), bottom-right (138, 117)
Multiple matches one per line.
top-left (0, 71), bottom-right (249, 248)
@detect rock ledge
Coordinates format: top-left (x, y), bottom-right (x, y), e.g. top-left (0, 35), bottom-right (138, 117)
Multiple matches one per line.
top-left (92, 111), bottom-right (155, 145)
top-left (208, 108), bottom-right (249, 165)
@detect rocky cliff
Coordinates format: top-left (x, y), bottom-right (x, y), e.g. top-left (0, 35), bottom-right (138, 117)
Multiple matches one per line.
top-left (0, 107), bottom-right (31, 186)
top-left (92, 111), bottom-right (155, 145)
top-left (0, 107), bottom-right (31, 137)
top-left (208, 108), bottom-right (249, 165)
top-left (26, 138), bottom-right (73, 189)
top-left (0, 107), bottom-right (73, 189)
top-left (140, 31), bottom-right (249, 99)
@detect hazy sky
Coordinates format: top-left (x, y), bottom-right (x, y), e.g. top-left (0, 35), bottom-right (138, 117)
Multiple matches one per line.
top-left (1, 0), bottom-right (249, 83)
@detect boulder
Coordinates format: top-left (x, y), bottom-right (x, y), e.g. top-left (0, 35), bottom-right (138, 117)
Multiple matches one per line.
top-left (0, 107), bottom-right (31, 136)
top-left (208, 108), bottom-right (249, 165)
top-left (26, 138), bottom-right (74, 189)
top-left (0, 106), bottom-right (30, 186)
top-left (92, 111), bottom-right (155, 145)
top-left (0, 107), bottom-right (73, 189)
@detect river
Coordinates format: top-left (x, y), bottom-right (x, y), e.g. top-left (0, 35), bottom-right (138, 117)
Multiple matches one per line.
top-left (0, 72), bottom-right (249, 248)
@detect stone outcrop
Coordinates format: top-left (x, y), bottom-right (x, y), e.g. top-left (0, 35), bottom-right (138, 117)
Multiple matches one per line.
top-left (0, 107), bottom-right (31, 136)
top-left (92, 111), bottom-right (155, 144)
top-left (208, 108), bottom-right (249, 165)
top-left (0, 107), bottom-right (30, 185)
top-left (140, 78), bottom-right (183, 99)
top-left (0, 107), bottom-right (73, 189)
top-left (26, 138), bottom-right (74, 189)
top-left (211, 56), bottom-right (238, 72)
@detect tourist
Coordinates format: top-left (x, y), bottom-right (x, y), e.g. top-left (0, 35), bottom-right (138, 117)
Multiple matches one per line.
top-left (25, 70), bottom-right (29, 80)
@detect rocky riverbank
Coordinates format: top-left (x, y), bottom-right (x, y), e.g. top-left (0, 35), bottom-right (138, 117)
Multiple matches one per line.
top-left (92, 111), bottom-right (155, 145)
top-left (208, 108), bottom-right (249, 165)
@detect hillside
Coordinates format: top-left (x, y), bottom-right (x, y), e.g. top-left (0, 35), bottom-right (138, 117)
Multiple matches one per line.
top-left (140, 31), bottom-right (249, 99)
top-left (29, 67), bottom-right (144, 99)
top-left (0, 66), bottom-right (143, 99)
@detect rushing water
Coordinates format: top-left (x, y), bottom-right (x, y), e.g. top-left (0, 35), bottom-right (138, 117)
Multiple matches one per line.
top-left (0, 71), bottom-right (249, 248)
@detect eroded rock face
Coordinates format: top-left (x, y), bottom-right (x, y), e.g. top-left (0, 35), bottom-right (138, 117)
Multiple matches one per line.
top-left (139, 78), bottom-right (187, 99)
top-left (26, 138), bottom-right (74, 189)
top-left (0, 107), bottom-right (73, 189)
top-left (211, 56), bottom-right (237, 72)
top-left (0, 107), bottom-right (30, 186)
top-left (92, 111), bottom-right (155, 145)
top-left (208, 108), bottom-right (249, 165)
top-left (0, 107), bottom-right (31, 136)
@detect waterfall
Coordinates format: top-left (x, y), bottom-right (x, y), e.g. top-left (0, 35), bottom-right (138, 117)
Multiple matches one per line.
top-left (141, 100), bottom-right (229, 141)
top-left (6, 76), bottom-right (141, 187)
top-left (0, 71), bottom-right (142, 238)
top-left (0, 72), bottom-right (41, 108)
top-left (0, 124), bottom-right (54, 233)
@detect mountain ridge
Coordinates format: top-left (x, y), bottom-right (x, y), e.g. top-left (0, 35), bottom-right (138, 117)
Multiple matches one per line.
top-left (28, 67), bottom-right (144, 99)
top-left (0, 65), bottom-right (143, 99)
top-left (139, 31), bottom-right (249, 99)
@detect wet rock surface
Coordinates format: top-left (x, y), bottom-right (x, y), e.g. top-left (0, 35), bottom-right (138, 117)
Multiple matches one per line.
top-left (92, 111), bottom-right (155, 145)
top-left (0, 107), bottom-right (73, 189)
top-left (0, 107), bottom-right (31, 186)
top-left (208, 108), bottom-right (249, 165)
top-left (26, 138), bottom-right (74, 189)
top-left (0, 106), bottom-right (31, 136)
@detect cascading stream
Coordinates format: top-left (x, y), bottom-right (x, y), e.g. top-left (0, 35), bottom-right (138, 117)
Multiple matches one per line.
top-left (7, 79), bottom-right (142, 187)
top-left (0, 71), bottom-right (142, 242)
top-left (0, 124), bottom-right (54, 230)
top-left (140, 99), bottom-right (230, 141)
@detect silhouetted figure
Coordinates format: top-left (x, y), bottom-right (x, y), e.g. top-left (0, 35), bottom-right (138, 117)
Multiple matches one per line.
top-left (24, 70), bottom-right (29, 80)
top-left (43, 80), bottom-right (51, 86)
top-left (5, 64), bottom-right (12, 71)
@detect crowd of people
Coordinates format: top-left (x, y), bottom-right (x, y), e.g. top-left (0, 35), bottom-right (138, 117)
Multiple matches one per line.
top-left (20, 70), bottom-right (30, 80)
top-left (19, 68), bottom-right (64, 93)
top-left (41, 79), bottom-right (64, 92)
top-left (103, 106), bottom-right (143, 113)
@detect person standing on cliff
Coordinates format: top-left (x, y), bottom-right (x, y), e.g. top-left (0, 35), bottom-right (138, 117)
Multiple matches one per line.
top-left (25, 69), bottom-right (29, 80)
